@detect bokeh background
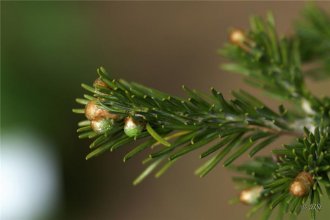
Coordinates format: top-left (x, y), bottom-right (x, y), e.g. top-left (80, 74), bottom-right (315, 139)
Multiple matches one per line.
top-left (2, 1), bottom-right (330, 220)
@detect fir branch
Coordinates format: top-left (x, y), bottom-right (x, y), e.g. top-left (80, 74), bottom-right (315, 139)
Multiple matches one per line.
top-left (296, 4), bottom-right (330, 80)
top-left (231, 127), bottom-right (330, 220)
top-left (221, 14), bottom-right (307, 101)
top-left (74, 67), bottom-right (306, 181)
top-left (73, 5), bottom-right (330, 220)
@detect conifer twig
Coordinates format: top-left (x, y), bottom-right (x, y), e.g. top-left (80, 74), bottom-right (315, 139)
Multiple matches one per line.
top-left (73, 5), bottom-right (330, 220)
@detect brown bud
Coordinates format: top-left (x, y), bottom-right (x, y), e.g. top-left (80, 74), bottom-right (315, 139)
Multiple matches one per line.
top-left (229, 29), bottom-right (245, 45)
top-left (228, 29), bottom-right (256, 53)
top-left (239, 186), bottom-right (263, 205)
top-left (93, 78), bottom-right (109, 89)
top-left (85, 100), bottom-right (118, 120)
top-left (290, 171), bottom-right (313, 197)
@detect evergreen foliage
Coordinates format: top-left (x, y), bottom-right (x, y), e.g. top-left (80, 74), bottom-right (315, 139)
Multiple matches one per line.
top-left (73, 5), bottom-right (330, 219)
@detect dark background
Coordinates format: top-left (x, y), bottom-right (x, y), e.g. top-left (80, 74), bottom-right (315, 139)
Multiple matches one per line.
top-left (2, 1), bottom-right (330, 220)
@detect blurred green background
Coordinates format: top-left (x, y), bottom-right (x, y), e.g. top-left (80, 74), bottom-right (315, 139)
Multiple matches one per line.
top-left (1, 1), bottom-right (330, 220)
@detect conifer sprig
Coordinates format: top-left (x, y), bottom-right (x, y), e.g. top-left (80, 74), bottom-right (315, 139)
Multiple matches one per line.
top-left (75, 67), bottom-right (302, 181)
top-left (296, 5), bottom-right (330, 80)
top-left (231, 127), bottom-right (330, 220)
top-left (73, 5), bottom-right (330, 220)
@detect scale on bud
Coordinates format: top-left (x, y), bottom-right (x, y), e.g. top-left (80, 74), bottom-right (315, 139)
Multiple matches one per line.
top-left (91, 118), bottom-right (114, 134)
top-left (93, 78), bottom-right (110, 89)
top-left (124, 116), bottom-right (145, 137)
top-left (240, 186), bottom-right (263, 205)
top-left (85, 100), bottom-right (118, 121)
top-left (290, 171), bottom-right (313, 197)
top-left (93, 78), bottom-right (107, 88)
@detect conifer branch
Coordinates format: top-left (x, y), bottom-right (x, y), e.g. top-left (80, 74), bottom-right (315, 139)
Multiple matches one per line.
top-left (73, 5), bottom-right (330, 220)
top-left (297, 4), bottom-right (330, 80)
top-left (231, 127), bottom-right (330, 220)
